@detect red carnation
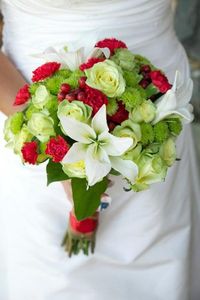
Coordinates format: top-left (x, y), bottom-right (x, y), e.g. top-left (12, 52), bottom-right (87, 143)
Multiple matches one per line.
top-left (32, 62), bottom-right (61, 82)
top-left (14, 84), bottom-right (30, 106)
top-left (108, 101), bottom-right (128, 124)
top-left (95, 38), bottom-right (128, 55)
top-left (83, 85), bottom-right (108, 115)
top-left (45, 136), bottom-right (69, 163)
top-left (79, 57), bottom-right (105, 71)
top-left (21, 141), bottom-right (38, 165)
top-left (150, 70), bottom-right (172, 93)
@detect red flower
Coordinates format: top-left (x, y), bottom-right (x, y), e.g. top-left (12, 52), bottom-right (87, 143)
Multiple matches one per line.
top-left (95, 38), bottom-right (128, 55)
top-left (150, 70), bottom-right (172, 93)
top-left (32, 62), bottom-right (61, 82)
top-left (79, 57), bottom-right (105, 71)
top-left (83, 85), bottom-right (108, 115)
top-left (14, 84), bottom-right (30, 106)
top-left (108, 101), bottom-right (128, 124)
top-left (45, 136), bottom-right (69, 163)
top-left (21, 141), bottom-right (38, 165)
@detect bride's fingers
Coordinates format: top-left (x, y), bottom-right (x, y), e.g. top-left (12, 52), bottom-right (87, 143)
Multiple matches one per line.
top-left (61, 180), bottom-right (73, 204)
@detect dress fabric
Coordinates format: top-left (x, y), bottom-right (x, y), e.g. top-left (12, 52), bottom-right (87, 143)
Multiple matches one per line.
top-left (0, 1), bottom-right (200, 299)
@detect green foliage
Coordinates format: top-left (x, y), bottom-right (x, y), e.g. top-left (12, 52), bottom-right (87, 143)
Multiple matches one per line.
top-left (106, 98), bottom-right (118, 116)
top-left (153, 121), bottom-right (169, 143)
top-left (29, 82), bottom-right (40, 95)
top-left (123, 70), bottom-right (142, 87)
top-left (167, 118), bottom-right (183, 136)
top-left (145, 83), bottom-right (158, 98)
top-left (71, 177), bottom-right (108, 221)
top-left (140, 123), bottom-right (154, 145)
top-left (10, 112), bottom-right (24, 134)
top-left (120, 87), bottom-right (144, 111)
top-left (46, 160), bottom-right (70, 185)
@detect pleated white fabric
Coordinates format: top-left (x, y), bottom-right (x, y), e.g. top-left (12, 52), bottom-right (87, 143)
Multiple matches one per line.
top-left (0, 1), bottom-right (200, 300)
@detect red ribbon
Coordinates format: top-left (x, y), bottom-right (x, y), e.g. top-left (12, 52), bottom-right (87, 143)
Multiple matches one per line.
top-left (69, 211), bottom-right (99, 234)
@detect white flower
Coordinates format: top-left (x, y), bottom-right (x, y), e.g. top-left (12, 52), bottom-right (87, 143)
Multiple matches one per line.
top-left (153, 71), bottom-right (194, 124)
top-left (32, 34), bottom-right (110, 71)
top-left (60, 105), bottom-right (138, 186)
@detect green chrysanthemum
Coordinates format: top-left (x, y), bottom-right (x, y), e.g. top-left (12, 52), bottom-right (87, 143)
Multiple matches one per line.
top-left (55, 69), bottom-right (72, 78)
top-left (29, 82), bottom-right (40, 95)
top-left (153, 121), bottom-right (169, 143)
top-left (167, 118), bottom-right (183, 136)
top-left (10, 112), bottom-right (24, 134)
top-left (106, 98), bottom-right (118, 116)
top-left (111, 48), bottom-right (135, 71)
top-left (45, 96), bottom-right (58, 113)
top-left (123, 70), bottom-right (142, 87)
top-left (140, 122), bottom-right (154, 145)
top-left (45, 75), bottom-right (65, 95)
top-left (120, 87), bottom-right (144, 111)
top-left (64, 70), bottom-right (84, 89)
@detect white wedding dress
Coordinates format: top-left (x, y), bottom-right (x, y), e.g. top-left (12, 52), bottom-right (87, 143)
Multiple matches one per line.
top-left (0, 1), bottom-right (200, 299)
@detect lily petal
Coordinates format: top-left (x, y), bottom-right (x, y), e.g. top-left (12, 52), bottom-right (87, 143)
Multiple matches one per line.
top-left (91, 105), bottom-right (109, 134)
top-left (59, 116), bottom-right (96, 143)
top-left (62, 142), bottom-right (87, 163)
top-left (88, 47), bottom-right (110, 59)
top-left (85, 144), bottom-right (111, 186)
top-left (110, 156), bottom-right (138, 184)
top-left (100, 132), bottom-right (133, 156)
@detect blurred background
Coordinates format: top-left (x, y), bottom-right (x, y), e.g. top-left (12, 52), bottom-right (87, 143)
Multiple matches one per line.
top-left (0, 0), bottom-right (199, 160)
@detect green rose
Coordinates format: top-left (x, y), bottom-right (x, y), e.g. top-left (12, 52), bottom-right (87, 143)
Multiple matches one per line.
top-left (123, 143), bottom-right (142, 161)
top-left (130, 100), bottom-right (156, 123)
top-left (13, 125), bottom-right (33, 155)
top-left (27, 112), bottom-right (55, 142)
top-left (85, 60), bottom-right (126, 97)
top-left (57, 100), bottom-right (92, 123)
top-left (159, 138), bottom-right (176, 167)
top-left (32, 85), bottom-right (51, 109)
top-left (62, 160), bottom-right (86, 178)
top-left (132, 153), bottom-right (167, 191)
top-left (4, 117), bottom-right (14, 144)
top-left (113, 119), bottom-right (141, 149)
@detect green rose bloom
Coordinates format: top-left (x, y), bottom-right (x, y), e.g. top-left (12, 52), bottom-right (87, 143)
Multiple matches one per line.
top-left (159, 138), bottom-right (176, 167)
top-left (62, 160), bottom-right (86, 178)
top-left (57, 100), bottom-right (92, 123)
top-left (132, 153), bottom-right (167, 191)
top-left (27, 112), bottom-right (55, 142)
top-left (123, 143), bottom-right (142, 161)
top-left (85, 60), bottom-right (126, 98)
top-left (32, 85), bottom-right (51, 109)
top-left (13, 125), bottom-right (33, 155)
top-left (113, 119), bottom-right (141, 149)
top-left (130, 100), bottom-right (156, 123)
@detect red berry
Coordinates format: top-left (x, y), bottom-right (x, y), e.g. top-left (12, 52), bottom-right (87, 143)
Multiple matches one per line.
top-left (57, 91), bottom-right (66, 102)
top-left (60, 83), bottom-right (71, 94)
top-left (78, 77), bottom-right (87, 88)
top-left (140, 65), bottom-right (151, 73)
top-left (139, 79), bottom-right (150, 89)
top-left (65, 93), bottom-right (76, 102)
top-left (108, 121), bottom-right (116, 132)
top-left (77, 91), bottom-right (86, 101)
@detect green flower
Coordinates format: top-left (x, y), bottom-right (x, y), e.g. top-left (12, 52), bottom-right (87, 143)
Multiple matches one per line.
top-left (159, 138), bottom-right (176, 167)
top-left (132, 153), bottom-right (167, 191)
top-left (167, 118), bottom-right (183, 136)
top-left (85, 60), bottom-right (125, 98)
top-left (25, 105), bottom-right (40, 120)
top-left (123, 70), bottom-right (142, 87)
top-left (27, 112), bottom-right (55, 142)
top-left (113, 119), bottom-right (141, 149)
top-left (130, 100), bottom-right (156, 123)
top-left (106, 98), bottom-right (118, 116)
top-left (64, 69), bottom-right (84, 89)
top-left (45, 75), bottom-right (65, 95)
top-left (120, 87), bottom-right (145, 111)
top-left (9, 112), bottom-right (24, 134)
top-left (57, 100), bottom-right (92, 124)
top-left (111, 48), bottom-right (135, 71)
top-left (122, 143), bottom-right (142, 161)
top-left (62, 160), bottom-right (86, 178)
top-left (140, 123), bottom-right (154, 145)
top-left (32, 85), bottom-right (51, 109)
top-left (153, 121), bottom-right (169, 143)
top-left (13, 125), bottom-right (33, 155)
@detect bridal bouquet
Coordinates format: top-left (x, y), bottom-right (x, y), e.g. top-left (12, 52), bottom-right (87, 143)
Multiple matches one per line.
top-left (4, 38), bottom-right (193, 256)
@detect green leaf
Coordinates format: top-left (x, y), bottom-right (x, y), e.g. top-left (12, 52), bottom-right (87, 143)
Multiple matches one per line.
top-left (145, 83), bottom-right (158, 98)
top-left (71, 177), bottom-right (108, 221)
top-left (46, 159), bottom-right (70, 185)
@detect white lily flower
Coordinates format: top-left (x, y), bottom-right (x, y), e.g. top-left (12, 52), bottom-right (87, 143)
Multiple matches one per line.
top-left (59, 105), bottom-right (138, 186)
top-left (153, 71), bottom-right (194, 124)
top-left (32, 34), bottom-right (110, 71)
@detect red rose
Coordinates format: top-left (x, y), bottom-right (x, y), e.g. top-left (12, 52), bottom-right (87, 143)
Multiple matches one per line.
top-left (32, 62), bottom-right (61, 82)
top-left (45, 136), bottom-right (69, 163)
top-left (79, 57), bottom-right (105, 71)
top-left (108, 101), bottom-right (128, 124)
top-left (150, 70), bottom-right (172, 93)
top-left (95, 38), bottom-right (127, 55)
top-left (14, 84), bottom-right (30, 106)
top-left (21, 141), bottom-right (38, 165)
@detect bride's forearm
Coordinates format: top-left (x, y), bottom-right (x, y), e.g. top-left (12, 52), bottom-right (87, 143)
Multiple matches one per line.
top-left (0, 51), bottom-right (26, 116)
